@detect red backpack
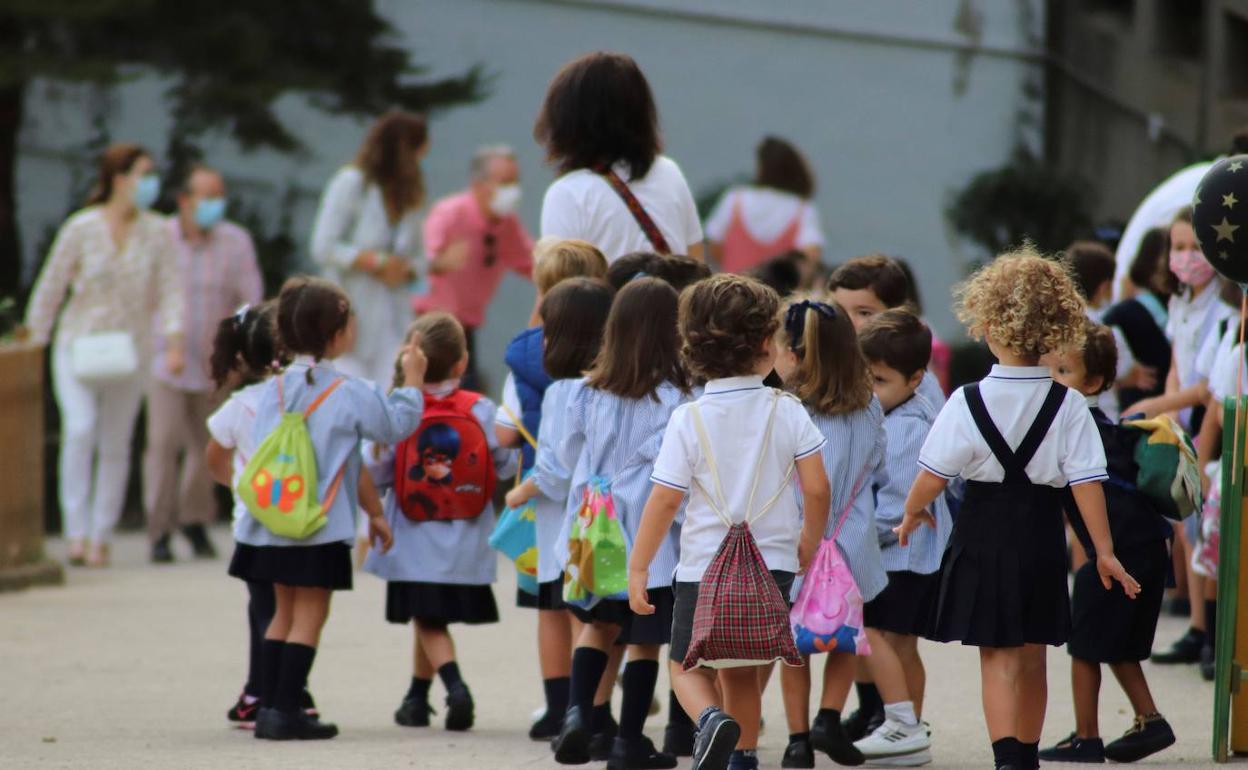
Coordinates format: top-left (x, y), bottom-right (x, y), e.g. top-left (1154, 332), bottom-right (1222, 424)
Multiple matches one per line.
top-left (394, 390), bottom-right (495, 522)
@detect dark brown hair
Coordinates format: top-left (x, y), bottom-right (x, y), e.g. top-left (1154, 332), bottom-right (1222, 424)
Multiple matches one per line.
top-left (540, 277), bottom-right (615, 379)
top-left (783, 300), bottom-right (872, 415)
top-left (755, 136), bottom-right (814, 199)
top-left (858, 308), bottom-right (933, 380)
top-left (679, 274), bottom-right (780, 381)
top-left (607, 251), bottom-right (712, 293)
top-left (534, 52), bottom-right (661, 180)
top-left (405, 312), bottom-right (467, 386)
top-left (355, 110), bottom-right (428, 221)
top-left (87, 143), bottom-right (150, 206)
top-left (210, 301), bottom-right (285, 388)
top-left (827, 254), bottom-right (911, 309)
top-left (1077, 320), bottom-right (1119, 395)
top-left (587, 278), bottom-right (688, 399)
top-left (1129, 227), bottom-right (1174, 297)
top-left (1063, 240), bottom-right (1116, 301)
top-left (276, 276), bottom-right (352, 381)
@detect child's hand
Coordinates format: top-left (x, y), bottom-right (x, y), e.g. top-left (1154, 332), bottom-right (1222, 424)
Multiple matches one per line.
top-left (505, 482), bottom-right (535, 511)
top-left (400, 332), bottom-right (428, 389)
top-left (798, 532), bottom-right (820, 574)
top-left (369, 515), bottom-right (394, 554)
top-left (893, 508), bottom-right (936, 547)
top-left (1097, 554), bottom-right (1141, 598)
top-left (628, 569), bottom-right (654, 615)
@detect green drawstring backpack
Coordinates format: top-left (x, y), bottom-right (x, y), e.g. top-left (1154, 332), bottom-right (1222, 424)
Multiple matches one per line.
top-left (237, 376), bottom-right (347, 539)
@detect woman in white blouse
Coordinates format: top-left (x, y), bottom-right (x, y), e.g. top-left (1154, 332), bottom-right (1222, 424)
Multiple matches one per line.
top-left (310, 111), bottom-right (427, 385)
top-left (24, 143), bottom-right (184, 567)
top-left (704, 136), bottom-right (824, 274)
top-left (536, 52), bottom-right (704, 263)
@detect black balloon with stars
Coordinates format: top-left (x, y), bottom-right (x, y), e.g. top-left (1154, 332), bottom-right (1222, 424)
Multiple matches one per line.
top-left (1194, 154), bottom-right (1248, 284)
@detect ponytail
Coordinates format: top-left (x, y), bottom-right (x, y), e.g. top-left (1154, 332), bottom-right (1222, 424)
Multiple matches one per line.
top-left (210, 302), bottom-right (284, 388)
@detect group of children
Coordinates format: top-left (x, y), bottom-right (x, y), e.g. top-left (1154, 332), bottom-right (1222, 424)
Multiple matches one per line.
top-left (200, 228), bottom-right (1205, 769)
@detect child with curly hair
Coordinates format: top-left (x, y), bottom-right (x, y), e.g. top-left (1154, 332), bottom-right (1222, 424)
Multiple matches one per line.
top-left (895, 248), bottom-right (1140, 770)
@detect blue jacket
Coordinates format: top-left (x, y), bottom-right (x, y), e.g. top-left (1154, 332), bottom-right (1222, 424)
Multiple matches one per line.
top-left (505, 327), bottom-right (553, 470)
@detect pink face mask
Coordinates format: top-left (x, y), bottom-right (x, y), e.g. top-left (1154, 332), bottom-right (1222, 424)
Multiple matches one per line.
top-left (1170, 248), bottom-right (1216, 288)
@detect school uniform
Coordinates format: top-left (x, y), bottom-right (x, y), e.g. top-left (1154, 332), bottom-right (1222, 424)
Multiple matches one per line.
top-left (864, 392), bottom-right (953, 636)
top-left (228, 358), bottom-right (425, 591)
top-left (527, 378), bottom-right (583, 610)
top-left (1064, 396), bottom-right (1173, 663)
top-left (1168, 287), bottom-right (1235, 432)
top-left (918, 365), bottom-right (1107, 648)
top-left (650, 376), bottom-right (826, 663)
top-left (556, 380), bottom-right (691, 643)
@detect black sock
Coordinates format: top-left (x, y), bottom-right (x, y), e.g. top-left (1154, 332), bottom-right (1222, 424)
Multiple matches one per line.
top-left (619, 659), bottom-right (659, 741)
top-left (437, 661), bottom-right (464, 691)
top-left (244, 582), bottom-right (275, 697)
top-left (855, 682), bottom-right (883, 715)
top-left (544, 677), bottom-right (570, 721)
top-left (1206, 600), bottom-right (1218, 645)
top-left (592, 702), bottom-right (614, 733)
top-left (816, 707), bottom-right (841, 724)
top-left (1189, 625), bottom-right (1207, 643)
top-left (668, 689), bottom-right (694, 728)
top-left (259, 639), bottom-right (284, 708)
top-left (992, 737), bottom-right (1021, 769)
top-left (569, 647), bottom-right (609, 715)
top-left (789, 731), bottom-right (811, 744)
top-left (1020, 740), bottom-right (1039, 769)
top-left (406, 676), bottom-right (432, 703)
top-left (274, 643), bottom-right (317, 714)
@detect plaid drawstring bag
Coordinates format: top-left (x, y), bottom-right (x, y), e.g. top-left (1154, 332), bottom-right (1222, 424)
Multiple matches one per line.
top-left (682, 392), bottom-right (804, 670)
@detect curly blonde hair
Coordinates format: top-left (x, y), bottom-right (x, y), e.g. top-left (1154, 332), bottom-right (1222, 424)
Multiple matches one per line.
top-left (679, 274), bottom-right (780, 380)
top-left (956, 246), bottom-right (1086, 360)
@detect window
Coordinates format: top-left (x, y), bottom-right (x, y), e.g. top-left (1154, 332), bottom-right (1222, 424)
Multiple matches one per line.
top-left (1156, 0), bottom-right (1204, 60)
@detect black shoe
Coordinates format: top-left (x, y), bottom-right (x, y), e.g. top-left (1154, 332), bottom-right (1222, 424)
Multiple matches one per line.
top-left (606, 735), bottom-right (679, 769)
top-left (1151, 628), bottom-right (1205, 664)
top-left (781, 737), bottom-right (816, 768)
top-left (1037, 733), bottom-right (1105, 763)
top-left (150, 535), bottom-right (174, 564)
top-left (663, 720), bottom-right (696, 757)
top-left (226, 693), bottom-right (259, 728)
top-left (841, 706), bottom-right (884, 743)
top-left (1168, 596), bottom-right (1191, 617)
top-left (254, 707), bottom-right (338, 740)
top-left (811, 711), bottom-right (865, 766)
top-left (444, 682), bottom-right (474, 731)
top-left (692, 708), bottom-right (741, 770)
top-left (554, 705), bottom-right (592, 764)
top-left (1104, 715), bottom-right (1176, 763)
top-left (183, 524), bottom-right (217, 559)
top-left (394, 696), bottom-right (433, 727)
top-left (589, 712), bottom-right (620, 761)
top-left (1201, 644), bottom-right (1217, 681)
top-left (530, 709), bottom-right (563, 741)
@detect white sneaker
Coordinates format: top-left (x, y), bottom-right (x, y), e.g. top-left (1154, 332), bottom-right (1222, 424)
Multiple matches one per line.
top-left (853, 718), bottom-right (932, 766)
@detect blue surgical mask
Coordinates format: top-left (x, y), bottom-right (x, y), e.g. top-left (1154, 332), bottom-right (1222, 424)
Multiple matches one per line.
top-left (194, 197), bottom-right (227, 229)
top-left (133, 174), bottom-right (160, 209)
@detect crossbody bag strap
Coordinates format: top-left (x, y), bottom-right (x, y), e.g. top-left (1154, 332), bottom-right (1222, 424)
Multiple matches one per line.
top-left (598, 167), bottom-right (672, 254)
top-left (689, 402), bottom-right (732, 527)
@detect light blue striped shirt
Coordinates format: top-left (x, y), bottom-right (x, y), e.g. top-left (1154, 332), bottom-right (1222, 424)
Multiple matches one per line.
top-left (530, 378), bottom-right (581, 582)
top-left (875, 392), bottom-right (951, 574)
top-left (559, 380), bottom-right (692, 589)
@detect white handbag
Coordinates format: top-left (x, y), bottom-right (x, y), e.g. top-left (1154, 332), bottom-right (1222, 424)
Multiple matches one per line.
top-left (70, 331), bottom-right (139, 383)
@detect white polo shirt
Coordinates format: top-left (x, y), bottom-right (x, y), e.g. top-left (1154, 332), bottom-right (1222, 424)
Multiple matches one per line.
top-left (918, 365), bottom-right (1107, 488)
top-left (650, 376), bottom-right (826, 581)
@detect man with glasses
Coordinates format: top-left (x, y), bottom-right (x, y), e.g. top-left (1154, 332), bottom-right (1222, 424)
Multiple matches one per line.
top-left (416, 145), bottom-right (534, 390)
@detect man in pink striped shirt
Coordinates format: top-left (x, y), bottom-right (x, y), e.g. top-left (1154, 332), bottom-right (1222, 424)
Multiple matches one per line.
top-left (145, 164), bottom-right (263, 563)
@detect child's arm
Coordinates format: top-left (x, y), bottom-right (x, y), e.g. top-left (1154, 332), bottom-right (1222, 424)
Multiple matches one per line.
top-left (205, 439), bottom-right (234, 487)
top-left (795, 453), bottom-right (830, 573)
top-left (1123, 381), bottom-right (1208, 419)
top-left (895, 470), bottom-right (948, 545)
top-left (1070, 481), bottom-right (1140, 597)
top-left (358, 468), bottom-right (393, 554)
top-left (628, 483), bottom-right (686, 615)
top-left (357, 338), bottom-right (428, 444)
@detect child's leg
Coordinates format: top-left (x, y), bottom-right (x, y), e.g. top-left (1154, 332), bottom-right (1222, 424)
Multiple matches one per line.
top-left (979, 647), bottom-right (1022, 741)
top-left (1108, 661), bottom-right (1159, 719)
top-left (1015, 644), bottom-right (1048, 745)
top-left (538, 608), bottom-right (573, 679)
top-left (414, 620), bottom-right (457, 670)
top-left (259, 584), bottom-right (294, 708)
top-left (863, 628), bottom-right (910, 706)
top-left (671, 661), bottom-right (721, 720)
top-left (883, 632), bottom-right (926, 716)
top-left (720, 666), bottom-right (763, 750)
top-left (781, 657), bottom-right (811, 734)
top-left (413, 631), bottom-right (435, 679)
top-left (819, 651), bottom-right (856, 711)
top-left (618, 644), bottom-right (661, 742)
top-left (1071, 658), bottom-right (1101, 738)
top-left (757, 661), bottom-right (776, 695)
top-left (245, 581), bottom-right (276, 698)
top-left (569, 622), bottom-right (620, 717)
top-left (273, 587), bottom-right (331, 714)
top-left (595, 644), bottom-right (624, 715)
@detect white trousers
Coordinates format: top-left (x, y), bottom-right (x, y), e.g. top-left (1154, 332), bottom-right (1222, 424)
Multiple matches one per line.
top-left (51, 342), bottom-right (145, 543)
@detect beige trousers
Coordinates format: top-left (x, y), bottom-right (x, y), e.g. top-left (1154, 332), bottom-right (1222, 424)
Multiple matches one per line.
top-left (142, 380), bottom-right (219, 541)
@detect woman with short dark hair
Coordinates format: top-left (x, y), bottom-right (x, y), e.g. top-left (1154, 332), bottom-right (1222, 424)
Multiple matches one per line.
top-left (536, 52), bottom-right (704, 263)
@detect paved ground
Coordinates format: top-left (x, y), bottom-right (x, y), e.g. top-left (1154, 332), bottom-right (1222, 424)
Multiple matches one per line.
top-left (0, 528), bottom-right (1224, 769)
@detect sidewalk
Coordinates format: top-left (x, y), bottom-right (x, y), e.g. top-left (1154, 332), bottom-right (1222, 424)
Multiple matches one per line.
top-left (0, 529), bottom-right (1221, 769)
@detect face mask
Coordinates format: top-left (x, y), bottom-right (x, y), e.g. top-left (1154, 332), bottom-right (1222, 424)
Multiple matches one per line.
top-left (133, 174), bottom-right (160, 210)
top-left (194, 197), bottom-right (227, 229)
top-left (1170, 248), bottom-right (1215, 288)
top-left (489, 184), bottom-right (522, 217)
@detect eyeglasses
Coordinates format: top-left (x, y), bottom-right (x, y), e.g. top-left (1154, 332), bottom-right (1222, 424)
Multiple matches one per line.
top-left (483, 232), bottom-right (497, 267)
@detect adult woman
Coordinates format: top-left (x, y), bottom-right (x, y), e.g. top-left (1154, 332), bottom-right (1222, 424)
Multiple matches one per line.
top-left (536, 52), bottom-right (704, 263)
top-left (705, 136), bottom-right (824, 274)
top-left (310, 110), bottom-right (427, 385)
top-left (24, 143), bottom-right (184, 567)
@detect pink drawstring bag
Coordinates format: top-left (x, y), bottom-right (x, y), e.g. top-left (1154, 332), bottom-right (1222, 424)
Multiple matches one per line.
top-left (790, 464), bottom-right (873, 656)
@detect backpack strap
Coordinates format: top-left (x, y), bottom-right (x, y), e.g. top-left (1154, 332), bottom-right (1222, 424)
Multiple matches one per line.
top-left (597, 167), bottom-right (672, 254)
top-left (303, 377), bottom-right (346, 418)
top-left (689, 402), bottom-right (732, 527)
top-left (743, 392), bottom-right (794, 525)
top-left (688, 390), bottom-right (792, 526)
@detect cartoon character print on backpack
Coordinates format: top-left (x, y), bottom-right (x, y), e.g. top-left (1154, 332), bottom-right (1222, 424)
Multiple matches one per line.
top-left (394, 390), bottom-right (496, 522)
top-left (403, 423), bottom-right (463, 519)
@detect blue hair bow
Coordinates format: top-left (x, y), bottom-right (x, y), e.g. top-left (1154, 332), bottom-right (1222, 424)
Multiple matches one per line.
top-left (784, 300), bottom-right (836, 351)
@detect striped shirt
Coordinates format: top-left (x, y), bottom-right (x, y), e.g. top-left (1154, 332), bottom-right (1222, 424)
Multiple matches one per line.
top-left (530, 379), bottom-right (581, 582)
top-left (558, 380), bottom-right (693, 589)
top-left (875, 393), bottom-right (951, 574)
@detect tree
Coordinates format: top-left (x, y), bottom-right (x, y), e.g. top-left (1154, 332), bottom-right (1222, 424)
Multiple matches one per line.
top-left (0, 0), bottom-right (487, 302)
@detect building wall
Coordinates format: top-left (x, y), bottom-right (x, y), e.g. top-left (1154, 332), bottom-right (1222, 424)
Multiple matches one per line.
top-left (16, 0), bottom-right (1044, 387)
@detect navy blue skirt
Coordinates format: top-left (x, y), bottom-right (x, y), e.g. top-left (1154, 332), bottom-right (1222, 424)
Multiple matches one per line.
top-left (228, 542), bottom-right (352, 591)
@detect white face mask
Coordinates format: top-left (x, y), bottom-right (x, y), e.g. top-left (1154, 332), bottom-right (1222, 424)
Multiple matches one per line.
top-left (489, 184), bottom-right (522, 217)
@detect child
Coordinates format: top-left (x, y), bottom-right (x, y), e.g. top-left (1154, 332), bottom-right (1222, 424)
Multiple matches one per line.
top-left (511, 277), bottom-right (690, 769)
top-left (1039, 320), bottom-right (1176, 764)
top-left (363, 312), bottom-right (516, 732)
top-left (606, 251), bottom-right (713, 293)
top-left (769, 299), bottom-right (909, 768)
top-left (629, 274), bottom-right (833, 770)
top-left (227, 276), bottom-right (425, 741)
top-left (896, 249), bottom-right (1139, 770)
top-left (1064, 240), bottom-right (1143, 420)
